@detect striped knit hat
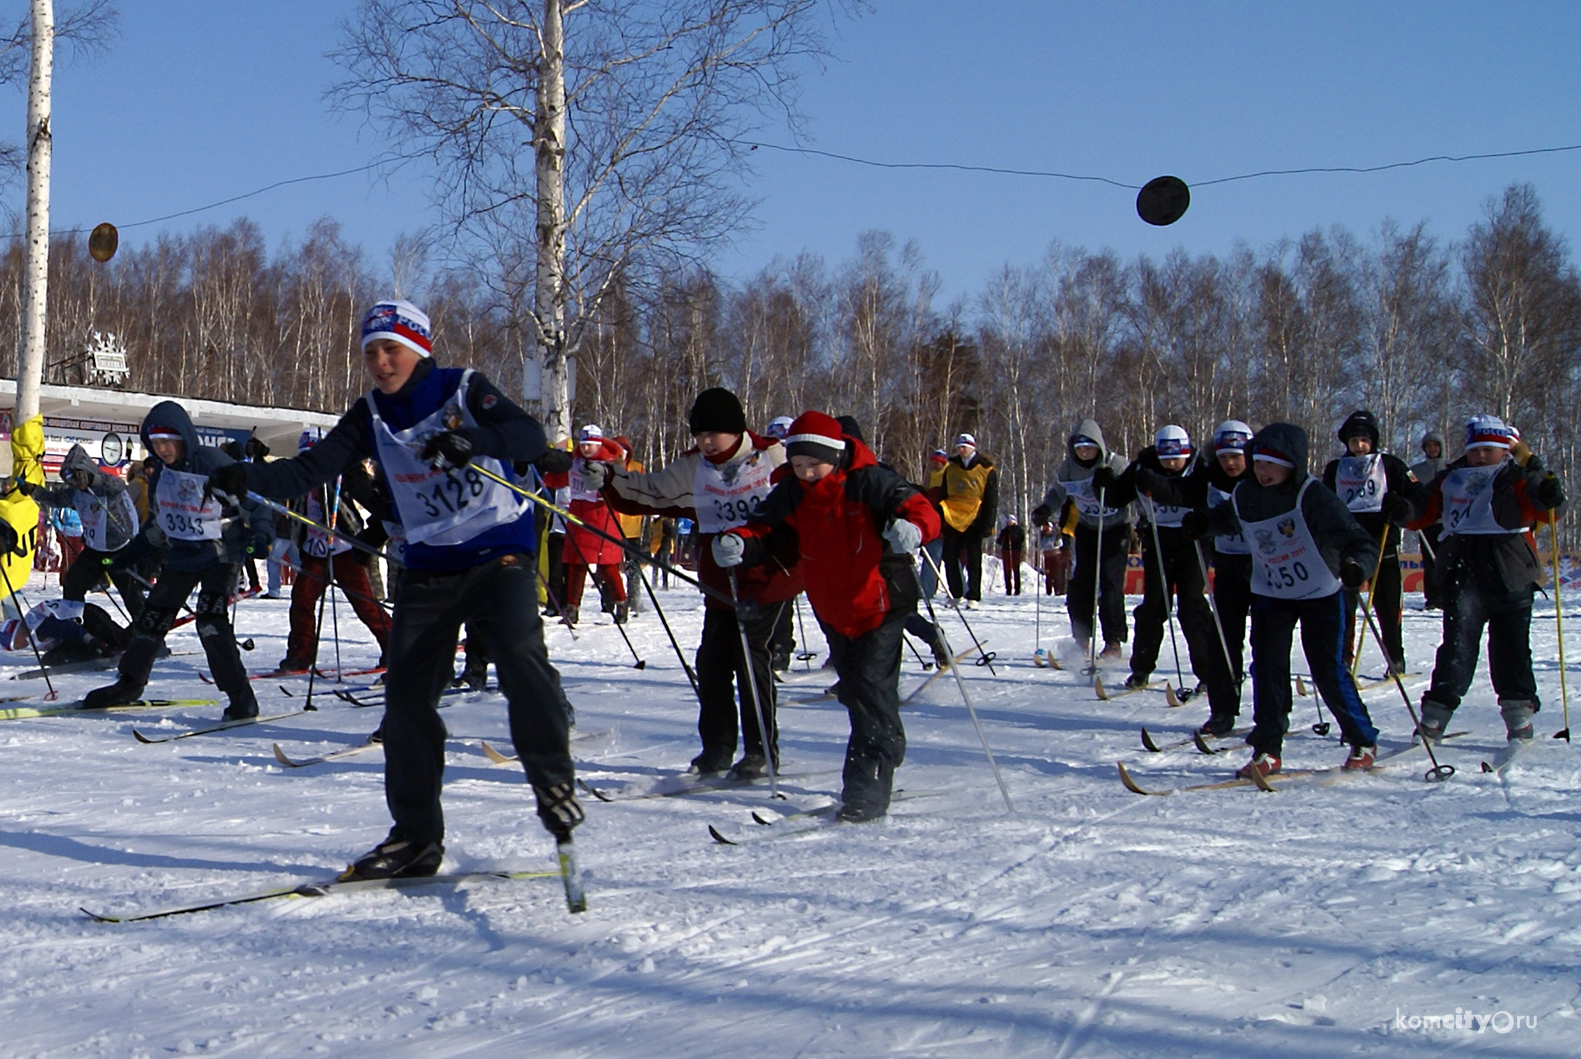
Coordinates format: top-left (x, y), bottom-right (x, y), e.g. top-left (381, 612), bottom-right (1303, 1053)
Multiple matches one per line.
top-left (784, 411), bottom-right (847, 465)
top-left (360, 299), bottom-right (432, 358)
top-left (1465, 414), bottom-right (1516, 451)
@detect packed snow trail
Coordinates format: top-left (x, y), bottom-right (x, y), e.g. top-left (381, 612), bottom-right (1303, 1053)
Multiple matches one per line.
top-left (0, 585), bottom-right (1576, 1056)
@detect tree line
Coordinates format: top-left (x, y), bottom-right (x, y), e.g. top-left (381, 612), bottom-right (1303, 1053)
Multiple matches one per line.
top-left (1, 183), bottom-right (1577, 541)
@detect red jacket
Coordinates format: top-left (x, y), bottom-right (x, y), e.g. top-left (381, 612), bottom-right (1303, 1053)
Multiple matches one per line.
top-left (602, 432), bottom-right (803, 608)
top-left (731, 437), bottom-right (940, 639)
top-left (542, 439), bottom-right (627, 565)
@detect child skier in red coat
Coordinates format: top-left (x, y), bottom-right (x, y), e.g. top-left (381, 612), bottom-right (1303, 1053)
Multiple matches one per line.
top-left (714, 411), bottom-right (940, 821)
top-left (542, 424), bottom-right (628, 625)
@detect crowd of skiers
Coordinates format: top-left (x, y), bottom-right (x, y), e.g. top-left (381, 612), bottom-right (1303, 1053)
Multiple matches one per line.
top-left (1028, 411), bottom-right (1565, 780)
top-left (3, 291), bottom-right (1565, 880)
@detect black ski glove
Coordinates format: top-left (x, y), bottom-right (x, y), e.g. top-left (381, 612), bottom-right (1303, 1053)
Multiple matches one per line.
top-left (0, 520), bottom-right (17, 554)
top-left (1180, 511), bottom-right (1211, 540)
top-left (1535, 473), bottom-right (1566, 510)
top-left (1134, 467), bottom-right (1165, 496)
top-left (1340, 558), bottom-right (1368, 590)
top-left (1380, 492), bottom-right (1412, 525)
top-left (420, 429), bottom-right (475, 471)
top-left (1030, 503), bottom-right (1052, 525)
top-left (534, 447), bottom-right (573, 476)
top-left (13, 478), bottom-right (36, 498)
top-left (207, 463), bottom-right (249, 499)
top-left (1091, 465), bottom-right (1116, 491)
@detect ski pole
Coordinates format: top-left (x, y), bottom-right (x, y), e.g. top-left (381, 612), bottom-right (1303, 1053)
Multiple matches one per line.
top-left (1193, 540), bottom-right (1238, 693)
top-left (919, 548), bottom-right (996, 673)
top-left (1143, 496), bottom-right (1186, 698)
top-left (793, 593), bottom-right (815, 668)
top-left (629, 549), bottom-right (699, 697)
top-left (903, 632), bottom-right (934, 671)
top-left (562, 509), bottom-right (643, 666)
top-left (1308, 669), bottom-right (1331, 736)
top-left (1, 562), bottom-right (55, 700)
top-left (1549, 508), bottom-right (1571, 741)
top-left (1350, 523), bottom-right (1391, 678)
top-left (326, 478), bottom-right (344, 682)
top-left (918, 572), bottom-right (1014, 813)
top-left (218, 490), bottom-right (399, 567)
top-left (473, 463), bottom-right (735, 607)
top-left (1085, 488), bottom-right (1105, 676)
top-left (728, 570), bottom-right (779, 798)
top-left (1359, 602), bottom-right (1454, 782)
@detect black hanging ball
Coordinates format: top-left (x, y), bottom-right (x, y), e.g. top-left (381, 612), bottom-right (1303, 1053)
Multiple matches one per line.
top-left (89, 222), bottom-right (119, 262)
top-left (1136, 176), bottom-right (1190, 226)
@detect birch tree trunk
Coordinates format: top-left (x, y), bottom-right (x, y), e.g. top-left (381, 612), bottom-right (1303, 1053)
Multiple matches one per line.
top-left (18, 0), bottom-right (53, 422)
top-left (533, 0), bottom-right (570, 440)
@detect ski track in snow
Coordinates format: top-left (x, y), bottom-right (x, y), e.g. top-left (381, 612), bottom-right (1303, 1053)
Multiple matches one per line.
top-left (0, 579), bottom-right (1578, 1056)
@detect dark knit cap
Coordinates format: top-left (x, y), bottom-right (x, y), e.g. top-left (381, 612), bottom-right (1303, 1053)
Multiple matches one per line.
top-left (689, 387), bottom-right (747, 435)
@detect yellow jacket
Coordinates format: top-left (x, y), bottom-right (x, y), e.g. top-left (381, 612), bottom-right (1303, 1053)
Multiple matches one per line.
top-left (0, 415), bottom-right (45, 589)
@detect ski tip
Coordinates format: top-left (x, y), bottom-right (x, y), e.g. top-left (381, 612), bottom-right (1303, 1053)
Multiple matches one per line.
top-left (708, 825), bottom-right (737, 845)
top-left (1140, 727), bottom-right (1162, 752)
top-left (1192, 731), bottom-right (1216, 755)
top-left (1165, 685), bottom-right (1183, 708)
top-left (1248, 766), bottom-right (1278, 792)
top-left (1094, 676), bottom-right (1109, 700)
top-left (80, 907), bottom-right (118, 923)
top-left (271, 743), bottom-right (294, 767)
top-left (1116, 761), bottom-right (1159, 796)
top-left (1480, 761), bottom-right (1494, 773)
top-left (480, 740), bottom-right (517, 765)
top-left (131, 728), bottom-right (158, 744)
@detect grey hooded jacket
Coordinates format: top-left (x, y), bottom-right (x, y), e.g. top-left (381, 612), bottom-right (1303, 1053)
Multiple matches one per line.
top-left (33, 444), bottom-right (140, 553)
top-left (1036, 419), bottom-right (1134, 532)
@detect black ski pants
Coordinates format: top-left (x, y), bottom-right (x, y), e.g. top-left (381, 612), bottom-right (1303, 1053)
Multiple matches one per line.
top-left (695, 603), bottom-right (779, 764)
top-left (942, 525), bottom-right (986, 602)
top-left (382, 553), bottom-right (574, 844)
top-left (119, 562), bottom-right (250, 704)
top-left (1249, 591), bottom-right (1378, 757)
top-left (1131, 531), bottom-right (1235, 718)
top-left (1419, 525), bottom-right (1444, 608)
top-left (1209, 552), bottom-right (1253, 718)
top-left (1422, 582), bottom-right (1538, 713)
top-left (829, 612), bottom-right (907, 816)
top-left (61, 546), bottom-right (146, 621)
top-left (1067, 523), bottom-right (1128, 647)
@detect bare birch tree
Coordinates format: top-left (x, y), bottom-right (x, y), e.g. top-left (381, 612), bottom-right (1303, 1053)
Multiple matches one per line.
top-left (332, 0), bottom-right (850, 438)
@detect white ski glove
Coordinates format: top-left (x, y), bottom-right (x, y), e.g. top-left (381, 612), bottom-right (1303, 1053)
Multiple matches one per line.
top-left (883, 519), bottom-right (923, 555)
top-left (711, 533), bottom-right (746, 568)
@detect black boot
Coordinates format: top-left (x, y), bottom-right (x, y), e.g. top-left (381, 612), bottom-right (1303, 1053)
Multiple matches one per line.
top-left (340, 832), bottom-right (444, 881)
top-left (838, 756), bottom-right (894, 823)
top-left (82, 676), bottom-right (146, 711)
top-left (534, 783), bottom-right (585, 839)
top-left (222, 688), bottom-right (259, 722)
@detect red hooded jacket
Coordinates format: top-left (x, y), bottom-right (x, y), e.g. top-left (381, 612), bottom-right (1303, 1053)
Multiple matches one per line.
top-left (729, 434), bottom-right (939, 639)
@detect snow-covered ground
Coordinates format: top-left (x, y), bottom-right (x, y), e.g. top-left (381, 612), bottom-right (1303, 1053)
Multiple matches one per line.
top-left (1, 572), bottom-right (1577, 1057)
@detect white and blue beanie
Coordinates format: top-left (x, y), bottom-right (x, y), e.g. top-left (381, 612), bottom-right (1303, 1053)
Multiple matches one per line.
top-left (1155, 425), bottom-right (1192, 458)
top-left (360, 299), bottom-right (432, 358)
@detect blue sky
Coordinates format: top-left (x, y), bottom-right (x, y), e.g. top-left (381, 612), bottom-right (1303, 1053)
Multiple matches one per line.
top-left (11, 1), bottom-right (1581, 303)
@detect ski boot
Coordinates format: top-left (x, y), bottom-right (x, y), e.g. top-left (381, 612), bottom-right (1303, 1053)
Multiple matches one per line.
top-left (340, 832), bottom-right (444, 881)
top-left (1344, 744), bottom-right (1377, 770)
top-left (82, 676), bottom-right (145, 711)
top-left (1416, 699), bottom-right (1453, 744)
top-left (1500, 699), bottom-right (1537, 742)
top-left (1236, 752), bottom-right (1280, 780)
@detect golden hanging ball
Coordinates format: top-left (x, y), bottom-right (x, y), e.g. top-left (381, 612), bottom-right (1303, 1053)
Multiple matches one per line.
top-left (88, 222), bottom-right (119, 262)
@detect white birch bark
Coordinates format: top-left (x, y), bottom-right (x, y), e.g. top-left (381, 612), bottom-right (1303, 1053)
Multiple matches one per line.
top-left (18, 0), bottom-right (53, 422)
top-left (533, 0), bottom-right (570, 440)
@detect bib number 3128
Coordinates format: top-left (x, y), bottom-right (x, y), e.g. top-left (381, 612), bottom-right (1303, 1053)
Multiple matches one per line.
top-left (418, 468), bottom-right (486, 518)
